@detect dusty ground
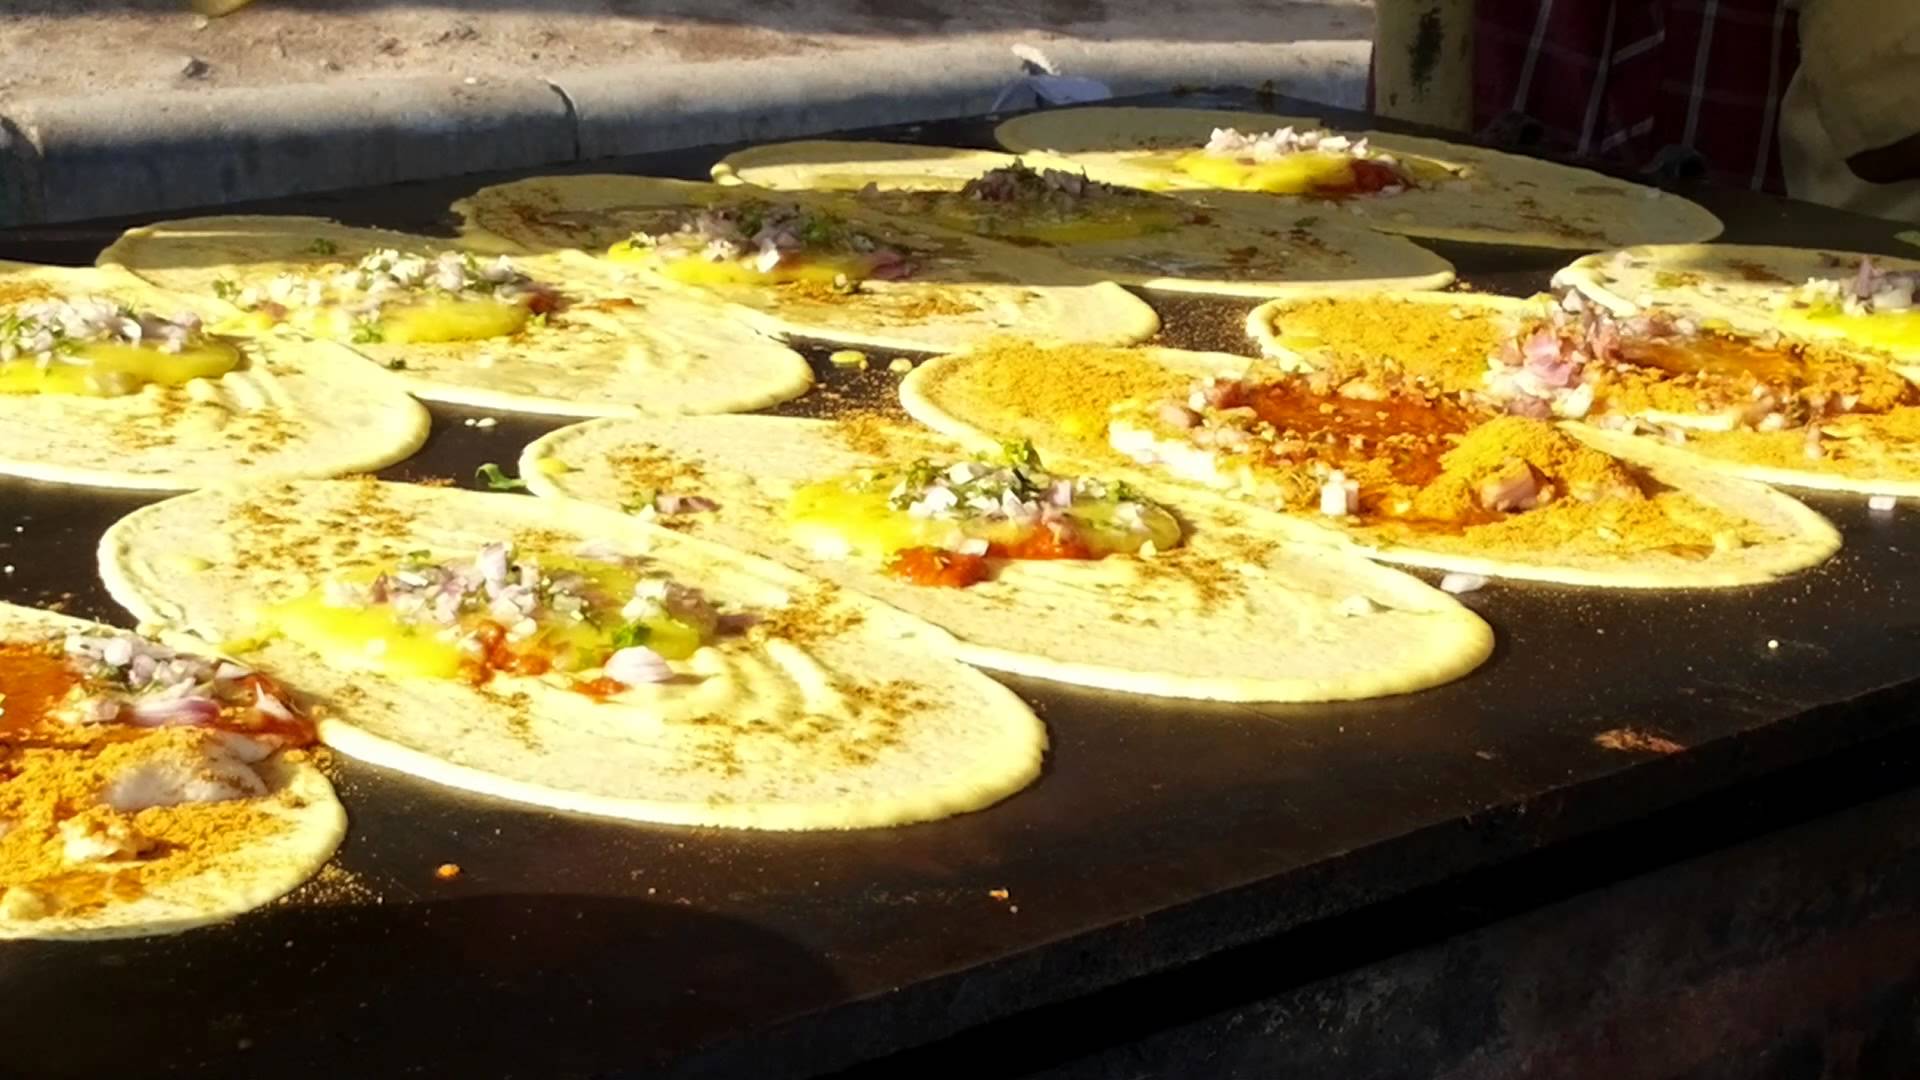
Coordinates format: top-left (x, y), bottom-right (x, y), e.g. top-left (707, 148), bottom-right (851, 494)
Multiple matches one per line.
top-left (1, 0), bottom-right (1372, 100)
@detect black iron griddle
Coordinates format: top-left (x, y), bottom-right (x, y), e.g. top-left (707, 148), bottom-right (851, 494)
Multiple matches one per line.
top-left (3, 90), bottom-right (1920, 1080)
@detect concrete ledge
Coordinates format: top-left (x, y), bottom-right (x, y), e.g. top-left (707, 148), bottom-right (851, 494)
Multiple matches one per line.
top-left (1051, 40), bottom-right (1367, 112)
top-left (1, 76), bottom-right (574, 227)
top-left (0, 41), bottom-right (1369, 227)
top-left (559, 47), bottom-right (1016, 164)
top-left (561, 40), bottom-right (1368, 163)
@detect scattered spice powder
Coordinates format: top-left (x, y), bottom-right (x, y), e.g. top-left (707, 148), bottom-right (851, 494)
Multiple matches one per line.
top-left (1, 723), bottom-right (293, 920)
top-left (1406, 416), bottom-right (1640, 523)
top-left (1360, 418), bottom-right (1761, 555)
top-left (776, 280), bottom-right (979, 323)
top-left (610, 447), bottom-right (705, 495)
top-left (1729, 260), bottom-right (1791, 285)
top-left (1593, 332), bottom-right (1913, 418)
top-left (0, 280), bottom-right (61, 307)
top-left (916, 342), bottom-right (1199, 460)
top-left (1683, 406), bottom-right (1920, 479)
top-left (1593, 728), bottom-right (1686, 754)
top-left (829, 412), bottom-right (921, 459)
top-left (1262, 296), bottom-right (1517, 394)
top-left (1152, 365), bottom-right (1769, 558)
top-left (754, 585), bottom-right (866, 649)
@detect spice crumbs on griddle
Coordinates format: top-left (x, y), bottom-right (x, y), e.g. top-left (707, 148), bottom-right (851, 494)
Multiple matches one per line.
top-left (882, 293), bottom-right (982, 321)
top-left (839, 677), bottom-right (923, 743)
top-left (610, 448), bottom-right (705, 493)
top-left (0, 280), bottom-right (60, 306)
top-left (1514, 195), bottom-right (1606, 245)
top-left (510, 528), bottom-right (576, 557)
top-left (302, 862), bottom-right (382, 907)
top-left (681, 734), bottom-right (746, 779)
top-left (828, 412), bottom-right (920, 459)
top-left (476, 687), bottom-right (541, 750)
top-left (1281, 224), bottom-right (1339, 260)
top-left (778, 279), bottom-right (978, 321)
top-left (756, 586), bottom-right (865, 648)
top-left (1729, 260), bottom-right (1791, 284)
top-left (1593, 727), bottom-right (1685, 754)
top-left (1148, 547), bottom-right (1246, 612)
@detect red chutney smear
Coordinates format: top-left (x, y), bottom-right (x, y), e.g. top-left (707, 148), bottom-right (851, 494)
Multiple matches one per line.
top-left (992, 529), bottom-right (1094, 561)
top-left (0, 643), bottom-right (80, 735)
top-left (223, 672), bottom-right (318, 746)
top-left (0, 641), bottom-right (315, 746)
top-left (887, 547), bottom-right (993, 588)
top-left (1316, 159), bottom-right (1407, 197)
top-left (463, 622), bottom-right (555, 686)
top-left (465, 622), bottom-right (629, 703)
top-left (572, 676), bottom-right (628, 702)
top-left (885, 529), bottom-right (1100, 589)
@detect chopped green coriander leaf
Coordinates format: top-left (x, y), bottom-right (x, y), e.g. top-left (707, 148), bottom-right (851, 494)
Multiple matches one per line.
top-left (211, 279), bottom-right (240, 301)
top-left (608, 621), bottom-right (652, 650)
top-left (307, 238), bottom-right (339, 255)
top-left (1001, 438), bottom-right (1042, 469)
top-left (474, 463), bottom-right (527, 492)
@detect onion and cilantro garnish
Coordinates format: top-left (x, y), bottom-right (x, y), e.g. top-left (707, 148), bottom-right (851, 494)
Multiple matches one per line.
top-left (212, 249), bottom-right (558, 344)
top-left (306, 541), bottom-right (739, 689)
top-left (1790, 256), bottom-right (1920, 316)
top-left (58, 630), bottom-right (310, 743)
top-left (1, 299), bottom-right (207, 364)
top-left (1484, 292), bottom-right (1914, 438)
top-left (618, 200), bottom-right (915, 281)
top-left (1200, 127), bottom-right (1387, 164)
top-left (957, 164), bottom-right (1129, 206)
top-left (790, 440), bottom-right (1181, 589)
top-left (1181, 127), bottom-right (1414, 196)
top-left (0, 298), bottom-right (233, 396)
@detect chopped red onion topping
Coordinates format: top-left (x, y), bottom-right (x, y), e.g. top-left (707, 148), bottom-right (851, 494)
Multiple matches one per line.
top-left (1203, 126), bottom-right (1378, 162)
top-left (1, 296), bottom-right (209, 367)
top-left (1318, 470), bottom-right (1358, 517)
top-left (654, 493), bottom-right (720, 515)
top-left (880, 441), bottom-right (1160, 551)
top-left (60, 629), bottom-right (301, 736)
top-left (1476, 462), bottom-right (1546, 513)
top-left (627, 200), bottom-right (914, 280)
top-left (604, 646), bottom-right (674, 687)
top-left (229, 249), bottom-right (553, 323)
top-left (958, 163), bottom-right (1126, 204)
top-left (1791, 256), bottom-right (1920, 315)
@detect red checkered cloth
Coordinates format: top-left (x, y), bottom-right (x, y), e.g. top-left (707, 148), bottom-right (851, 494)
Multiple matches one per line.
top-left (1473, 0), bottom-right (1801, 192)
